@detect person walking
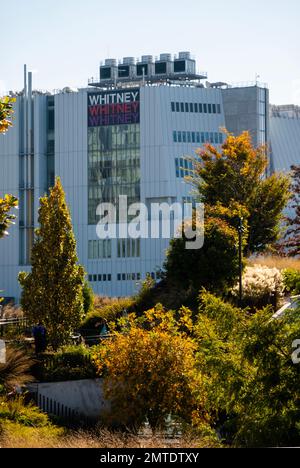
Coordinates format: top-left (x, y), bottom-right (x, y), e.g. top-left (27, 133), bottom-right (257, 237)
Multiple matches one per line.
top-left (32, 323), bottom-right (47, 354)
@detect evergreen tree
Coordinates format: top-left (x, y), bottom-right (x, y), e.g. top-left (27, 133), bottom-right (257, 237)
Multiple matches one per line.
top-left (284, 165), bottom-right (300, 256)
top-left (19, 178), bottom-right (85, 350)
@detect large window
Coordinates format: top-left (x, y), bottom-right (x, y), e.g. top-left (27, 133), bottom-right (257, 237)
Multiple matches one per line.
top-left (88, 124), bottom-right (140, 225)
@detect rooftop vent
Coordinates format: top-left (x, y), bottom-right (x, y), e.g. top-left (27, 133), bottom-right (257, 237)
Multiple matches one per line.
top-left (178, 51), bottom-right (191, 60)
top-left (123, 57), bottom-right (135, 65)
top-left (105, 59), bottom-right (117, 67)
top-left (159, 53), bottom-right (172, 61)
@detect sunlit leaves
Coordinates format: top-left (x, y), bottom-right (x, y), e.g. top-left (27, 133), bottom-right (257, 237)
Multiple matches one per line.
top-left (0, 96), bottom-right (15, 134)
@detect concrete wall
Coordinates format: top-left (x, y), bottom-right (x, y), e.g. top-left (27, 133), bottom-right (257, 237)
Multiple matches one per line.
top-left (29, 378), bottom-right (109, 421)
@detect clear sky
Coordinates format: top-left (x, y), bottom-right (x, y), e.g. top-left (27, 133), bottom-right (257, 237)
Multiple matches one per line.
top-left (1, 0), bottom-right (299, 104)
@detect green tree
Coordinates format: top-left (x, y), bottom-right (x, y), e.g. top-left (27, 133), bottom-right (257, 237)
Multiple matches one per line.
top-left (194, 291), bottom-right (300, 447)
top-left (82, 280), bottom-right (94, 315)
top-left (163, 205), bottom-right (245, 296)
top-left (19, 178), bottom-right (85, 350)
top-left (190, 131), bottom-right (290, 254)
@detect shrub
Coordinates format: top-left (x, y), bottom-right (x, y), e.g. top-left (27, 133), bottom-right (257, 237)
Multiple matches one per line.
top-left (283, 268), bottom-right (300, 295)
top-left (195, 291), bottom-right (300, 447)
top-left (80, 298), bottom-right (136, 333)
top-left (34, 345), bottom-right (97, 382)
top-left (92, 305), bottom-right (199, 431)
top-left (0, 346), bottom-right (34, 391)
top-left (0, 396), bottom-right (50, 427)
top-left (231, 265), bottom-right (284, 309)
top-left (82, 281), bottom-right (94, 315)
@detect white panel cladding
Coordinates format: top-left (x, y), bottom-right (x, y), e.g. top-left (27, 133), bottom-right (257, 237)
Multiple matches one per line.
top-left (55, 90), bottom-right (88, 268)
top-left (0, 99), bottom-right (21, 300)
top-left (270, 117), bottom-right (300, 172)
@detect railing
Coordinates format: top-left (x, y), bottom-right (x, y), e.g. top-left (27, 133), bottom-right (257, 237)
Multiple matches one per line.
top-left (29, 385), bottom-right (88, 425)
top-left (0, 317), bottom-right (31, 339)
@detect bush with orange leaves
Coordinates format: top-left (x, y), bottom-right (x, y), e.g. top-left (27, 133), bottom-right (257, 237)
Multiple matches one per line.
top-left (92, 305), bottom-right (208, 433)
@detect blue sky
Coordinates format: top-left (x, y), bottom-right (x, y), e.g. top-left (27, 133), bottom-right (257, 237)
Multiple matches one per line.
top-left (1, 0), bottom-right (299, 104)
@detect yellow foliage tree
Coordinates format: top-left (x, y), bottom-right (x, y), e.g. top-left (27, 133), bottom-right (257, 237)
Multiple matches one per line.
top-left (0, 97), bottom-right (18, 239)
top-left (0, 96), bottom-right (15, 133)
top-left (93, 305), bottom-right (204, 432)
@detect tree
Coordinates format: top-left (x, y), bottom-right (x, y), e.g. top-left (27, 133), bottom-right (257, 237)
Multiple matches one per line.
top-left (0, 194), bottom-right (18, 239)
top-left (284, 165), bottom-right (300, 256)
top-left (163, 205), bottom-right (245, 296)
top-left (0, 96), bottom-right (15, 134)
top-left (19, 178), bottom-right (85, 350)
top-left (194, 291), bottom-right (300, 447)
top-left (0, 97), bottom-right (18, 239)
top-left (190, 131), bottom-right (290, 254)
top-left (93, 305), bottom-right (199, 431)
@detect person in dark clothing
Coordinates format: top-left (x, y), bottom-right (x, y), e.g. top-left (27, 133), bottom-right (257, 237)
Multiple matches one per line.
top-left (32, 323), bottom-right (47, 354)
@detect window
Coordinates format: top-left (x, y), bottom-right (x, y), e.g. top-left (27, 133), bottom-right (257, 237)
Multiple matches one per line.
top-left (199, 103), bottom-right (203, 113)
top-left (194, 103), bottom-right (198, 113)
top-left (173, 131), bottom-right (177, 143)
top-left (180, 103), bottom-right (184, 112)
top-left (88, 123), bottom-right (140, 225)
top-left (178, 131), bottom-right (182, 143)
top-left (185, 103), bottom-right (189, 112)
top-left (176, 102), bottom-right (180, 112)
top-left (192, 132), bottom-right (196, 143)
top-left (88, 239), bottom-right (112, 259)
top-left (203, 104), bottom-right (207, 113)
top-left (212, 104), bottom-right (216, 114)
top-left (217, 104), bottom-right (221, 114)
top-left (190, 103), bottom-right (194, 113)
top-left (208, 104), bottom-right (212, 114)
top-left (88, 274), bottom-right (93, 282)
top-left (182, 131), bottom-right (187, 143)
top-left (171, 102), bottom-right (175, 112)
top-left (175, 158), bottom-right (193, 178)
top-left (117, 273), bottom-right (141, 281)
top-left (117, 238), bottom-right (141, 258)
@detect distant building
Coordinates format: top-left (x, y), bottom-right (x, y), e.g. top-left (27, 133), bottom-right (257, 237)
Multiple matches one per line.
top-left (270, 104), bottom-right (300, 173)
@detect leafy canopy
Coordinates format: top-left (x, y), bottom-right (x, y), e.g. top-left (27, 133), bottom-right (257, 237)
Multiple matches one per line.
top-left (0, 96), bottom-right (15, 134)
top-left (190, 131), bottom-right (290, 254)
